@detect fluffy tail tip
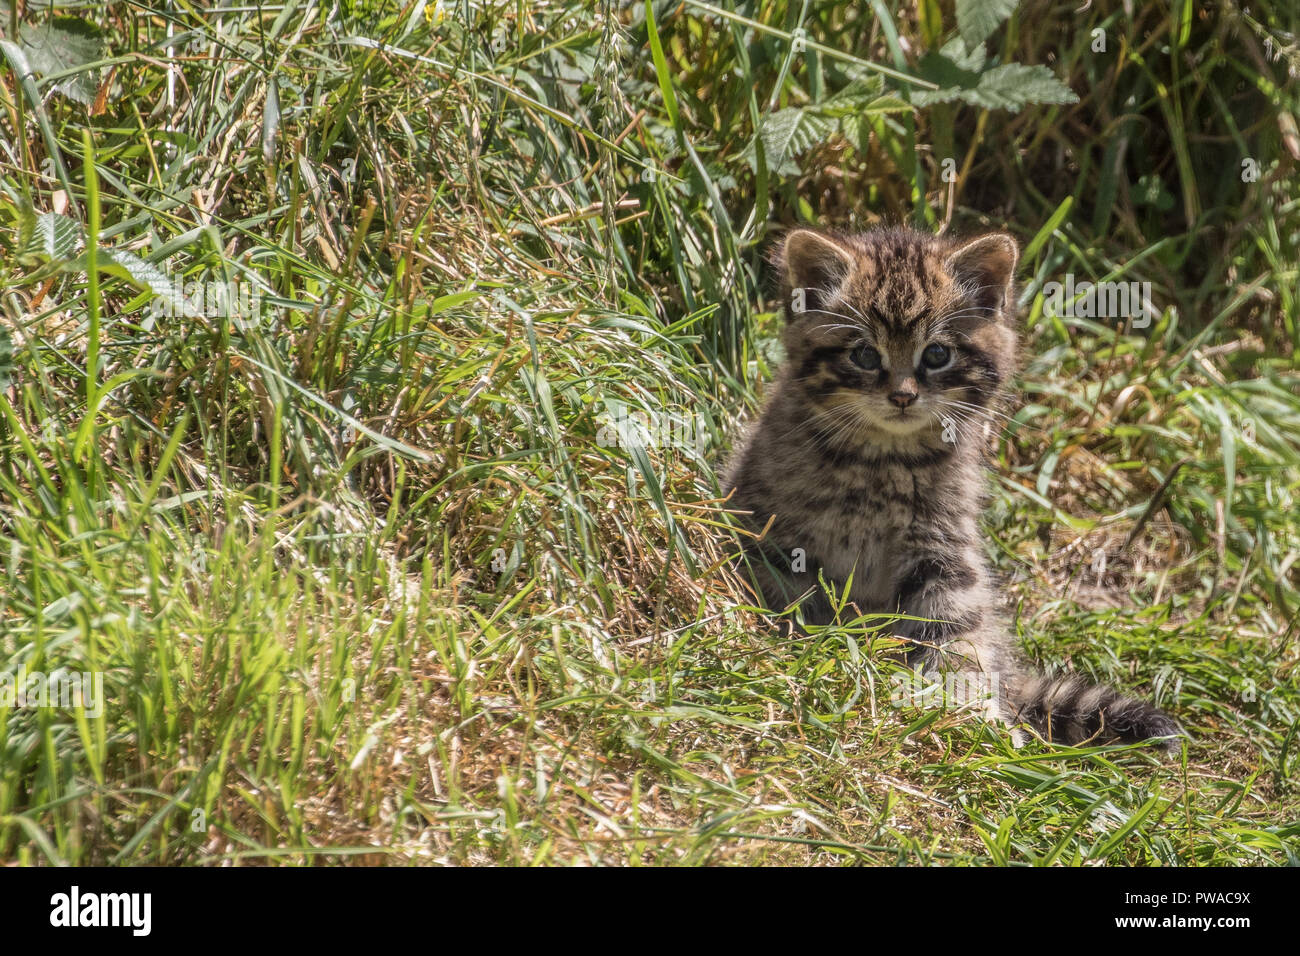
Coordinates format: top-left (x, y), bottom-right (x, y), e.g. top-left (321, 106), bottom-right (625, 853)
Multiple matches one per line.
top-left (1014, 674), bottom-right (1186, 752)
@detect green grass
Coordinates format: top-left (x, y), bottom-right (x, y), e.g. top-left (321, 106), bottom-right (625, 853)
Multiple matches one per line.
top-left (0, 0), bottom-right (1296, 865)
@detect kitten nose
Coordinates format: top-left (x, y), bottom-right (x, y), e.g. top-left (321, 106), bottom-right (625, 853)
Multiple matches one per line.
top-left (889, 389), bottom-right (917, 408)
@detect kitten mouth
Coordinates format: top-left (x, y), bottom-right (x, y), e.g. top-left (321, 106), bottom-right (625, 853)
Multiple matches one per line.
top-left (888, 405), bottom-right (926, 422)
top-left (871, 410), bottom-right (930, 436)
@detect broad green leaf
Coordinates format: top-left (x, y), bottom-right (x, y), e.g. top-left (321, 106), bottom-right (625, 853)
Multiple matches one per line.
top-left (33, 237), bottom-right (180, 300)
top-left (956, 0), bottom-right (1019, 49)
top-left (18, 16), bottom-right (106, 105)
top-left (96, 248), bottom-right (181, 300)
top-left (964, 63), bottom-right (1077, 110)
top-left (818, 75), bottom-right (886, 114)
top-left (744, 107), bottom-right (835, 176)
top-left (861, 95), bottom-right (914, 115)
top-left (914, 62), bottom-right (1077, 112)
top-left (0, 38), bottom-right (71, 190)
top-left (22, 211), bottom-right (83, 262)
top-left (937, 35), bottom-right (988, 72)
top-left (820, 76), bottom-right (913, 119)
top-left (912, 38), bottom-right (984, 101)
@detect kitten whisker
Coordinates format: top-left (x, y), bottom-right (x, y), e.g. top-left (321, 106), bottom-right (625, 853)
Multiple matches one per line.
top-left (939, 397), bottom-right (1047, 436)
top-left (932, 405), bottom-right (981, 444)
top-left (767, 402), bottom-right (862, 450)
top-left (934, 399), bottom-right (1029, 443)
top-left (938, 397), bottom-right (1016, 423)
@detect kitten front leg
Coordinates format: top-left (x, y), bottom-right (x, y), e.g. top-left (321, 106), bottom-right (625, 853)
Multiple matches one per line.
top-left (890, 552), bottom-right (1008, 723)
top-left (894, 554), bottom-right (993, 671)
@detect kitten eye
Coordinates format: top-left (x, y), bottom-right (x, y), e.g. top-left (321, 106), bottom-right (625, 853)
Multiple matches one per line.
top-left (921, 343), bottom-right (951, 369)
top-left (850, 345), bottom-right (882, 371)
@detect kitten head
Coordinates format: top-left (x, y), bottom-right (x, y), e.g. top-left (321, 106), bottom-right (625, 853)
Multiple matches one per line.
top-left (773, 226), bottom-right (1019, 451)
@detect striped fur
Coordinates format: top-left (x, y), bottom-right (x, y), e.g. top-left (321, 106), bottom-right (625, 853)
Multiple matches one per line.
top-left (726, 226), bottom-right (1183, 751)
top-left (1015, 675), bottom-right (1183, 750)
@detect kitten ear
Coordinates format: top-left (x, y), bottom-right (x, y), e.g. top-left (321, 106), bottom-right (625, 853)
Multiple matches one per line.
top-left (778, 230), bottom-right (855, 317)
top-left (944, 233), bottom-right (1018, 315)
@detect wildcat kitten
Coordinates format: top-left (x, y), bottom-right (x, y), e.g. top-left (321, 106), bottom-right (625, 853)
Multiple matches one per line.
top-left (725, 227), bottom-right (1182, 749)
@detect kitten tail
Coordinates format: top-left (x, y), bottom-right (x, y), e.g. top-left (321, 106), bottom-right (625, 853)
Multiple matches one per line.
top-left (1012, 674), bottom-right (1185, 751)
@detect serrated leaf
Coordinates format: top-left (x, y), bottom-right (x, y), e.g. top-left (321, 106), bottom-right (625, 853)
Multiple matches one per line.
top-left (843, 98), bottom-right (916, 153)
top-left (18, 16), bottom-right (106, 106)
top-left (819, 75), bottom-right (886, 114)
top-left (820, 83), bottom-right (912, 118)
top-left (744, 107), bottom-right (836, 176)
top-left (914, 39), bottom-right (985, 101)
top-left (964, 63), bottom-right (1078, 111)
top-left (938, 35), bottom-right (988, 73)
top-left (0, 38), bottom-right (71, 189)
top-left (956, 0), bottom-right (1019, 49)
top-left (96, 248), bottom-right (180, 300)
top-left (861, 95), bottom-right (914, 115)
top-left (913, 62), bottom-right (1077, 113)
top-left (25, 212), bottom-right (83, 262)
